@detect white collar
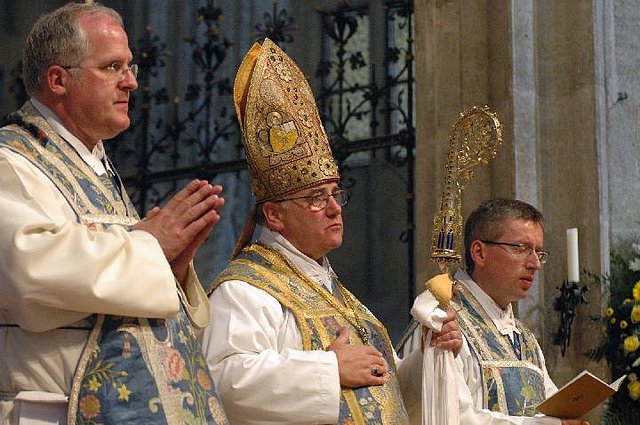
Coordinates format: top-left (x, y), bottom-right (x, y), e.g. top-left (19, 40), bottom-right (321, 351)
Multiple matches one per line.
top-left (30, 98), bottom-right (108, 176)
top-left (455, 269), bottom-right (521, 337)
top-left (258, 227), bottom-right (336, 292)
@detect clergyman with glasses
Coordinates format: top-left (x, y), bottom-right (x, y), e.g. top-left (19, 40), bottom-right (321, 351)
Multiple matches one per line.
top-left (448, 198), bottom-right (589, 424)
top-left (0, 3), bottom-right (229, 424)
top-left (201, 38), bottom-right (462, 424)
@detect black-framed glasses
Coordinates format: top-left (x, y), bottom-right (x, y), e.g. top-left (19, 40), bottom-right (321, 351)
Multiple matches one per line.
top-left (63, 62), bottom-right (138, 82)
top-left (480, 240), bottom-right (549, 264)
top-left (275, 189), bottom-right (348, 212)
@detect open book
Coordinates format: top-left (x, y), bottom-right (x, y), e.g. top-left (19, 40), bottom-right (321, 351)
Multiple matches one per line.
top-left (536, 370), bottom-right (626, 419)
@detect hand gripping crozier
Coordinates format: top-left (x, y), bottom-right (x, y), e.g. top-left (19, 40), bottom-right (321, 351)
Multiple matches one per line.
top-left (402, 106), bottom-right (503, 424)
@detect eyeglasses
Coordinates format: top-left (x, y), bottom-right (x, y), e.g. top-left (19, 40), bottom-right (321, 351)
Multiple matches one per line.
top-left (63, 62), bottom-right (139, 82)
top-left (275, 189), bottom-right (348, 212)
top-left (480, 240), bottom-right (549, 264)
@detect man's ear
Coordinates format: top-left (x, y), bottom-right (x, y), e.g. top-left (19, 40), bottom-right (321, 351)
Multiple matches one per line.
top-left (262, 202), bottom-right (285, 232)
top-left (46, 65), bottom-right (69, 96)
top-left (469, 240), bottom-right (486, 267)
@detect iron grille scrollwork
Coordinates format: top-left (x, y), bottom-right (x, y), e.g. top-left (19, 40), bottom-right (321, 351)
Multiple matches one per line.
top-left (316, 0), bottom-right (416, 303)
top-left (108, 0), bottom-right (240, 214)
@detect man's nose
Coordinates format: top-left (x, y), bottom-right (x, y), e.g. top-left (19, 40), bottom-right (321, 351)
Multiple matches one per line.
top-left (526, 253), bottom-right (542, 269)
top-left (120, 70), bottom-right (138, 91)
top-left (325, 193), bottom-right (342, 214)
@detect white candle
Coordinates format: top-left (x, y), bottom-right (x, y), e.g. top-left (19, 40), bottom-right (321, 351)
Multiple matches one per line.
top-left (566, 228), bottom-right (579, 282)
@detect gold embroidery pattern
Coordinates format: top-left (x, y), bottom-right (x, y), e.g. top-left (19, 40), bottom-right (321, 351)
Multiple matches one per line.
top-left (212, 244), bottom-right (408, 423)
top-left (233, 38), bottom-right (339, 203)
top-left (4, 102), bottom-right (132, 219)
top-left (456, 284), bottom-right (545, 415)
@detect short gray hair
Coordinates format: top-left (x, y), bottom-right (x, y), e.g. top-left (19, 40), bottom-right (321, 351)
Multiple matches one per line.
top-left (463, 198), bottom-right (544, 273)
top-left (22, 2), bottom-right (124, 95)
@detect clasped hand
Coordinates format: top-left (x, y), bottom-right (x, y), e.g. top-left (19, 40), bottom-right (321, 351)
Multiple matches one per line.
top-left (134, 179), bottom-right (225, 283)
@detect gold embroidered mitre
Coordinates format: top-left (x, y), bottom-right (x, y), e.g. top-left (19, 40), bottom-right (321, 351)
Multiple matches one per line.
top-left (234, 38), bottom-right (340, 203)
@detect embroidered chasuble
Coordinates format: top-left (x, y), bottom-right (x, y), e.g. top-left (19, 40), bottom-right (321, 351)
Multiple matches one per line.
top-left (0, 101), bottom-right (228, 424)
top-left (456, 285), bottom-right (546, 416)
top-left (210, 243), bottom-right (409, 424)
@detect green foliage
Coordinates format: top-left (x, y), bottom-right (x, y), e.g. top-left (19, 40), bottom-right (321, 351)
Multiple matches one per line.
top-left (588, 246), bottom-right (640, 424)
